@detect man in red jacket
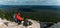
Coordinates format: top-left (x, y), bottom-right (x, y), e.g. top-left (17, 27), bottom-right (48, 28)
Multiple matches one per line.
top-left (14, 12), bottom-right (23, 25)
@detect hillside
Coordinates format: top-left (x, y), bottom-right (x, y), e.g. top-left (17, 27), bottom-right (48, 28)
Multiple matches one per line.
top-left (0, 5), bottom-right (60, 22)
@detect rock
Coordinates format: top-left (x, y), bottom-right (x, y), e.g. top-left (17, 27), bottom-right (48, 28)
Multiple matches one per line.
top-left (8, 22), bottom-right (17, 27)
top-left (0, 18), bottom-right (41, 28)
top-left (0, 18), bottom-right (7, 28)
top-left (0, 24), bottom-right (7, 28)
top-left (48, 22), bottom-right (60, 28)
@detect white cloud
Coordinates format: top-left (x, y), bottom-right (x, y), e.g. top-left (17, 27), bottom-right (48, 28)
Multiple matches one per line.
top-left (39, 0), bottom-right (60, 5)
top-left (0, 0), bottom-right (40, 5)
top-left (0, 0), bottom-right (60, 5)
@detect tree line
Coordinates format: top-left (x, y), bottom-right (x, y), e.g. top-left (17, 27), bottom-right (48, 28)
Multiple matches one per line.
top-left (0, 9), bottom-right (60, 22)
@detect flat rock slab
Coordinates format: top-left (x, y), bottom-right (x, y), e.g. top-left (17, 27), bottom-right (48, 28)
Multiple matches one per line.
top-left (0, 18), bottom-right (41, 28)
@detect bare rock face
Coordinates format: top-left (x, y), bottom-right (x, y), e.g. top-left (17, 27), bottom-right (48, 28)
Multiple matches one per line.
top-left (0, 18), bottom-right (7, 28)
top-left (0, 24), bottom-right (7, 28)
top-left (48, 22), bottom-right (60, 28)
top-left (0, 18), bottom-right (40, 28)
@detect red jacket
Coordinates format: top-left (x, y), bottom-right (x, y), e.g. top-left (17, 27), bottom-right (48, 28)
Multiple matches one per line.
top-left (15, 13), bottom-right (23, 21)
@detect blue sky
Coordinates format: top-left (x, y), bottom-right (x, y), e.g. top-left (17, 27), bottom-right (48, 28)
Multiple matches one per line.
top-left (0, 0), bottom-right (60, 5)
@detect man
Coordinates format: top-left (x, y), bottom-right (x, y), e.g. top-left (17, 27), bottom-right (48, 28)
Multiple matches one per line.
top-left (13, 12), bottom-right (23, 25)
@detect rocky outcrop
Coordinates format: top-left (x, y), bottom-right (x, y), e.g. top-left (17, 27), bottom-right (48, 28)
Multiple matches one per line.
top-left (48, 22), bottom-right (60, 28)
top-left (0, 18), bottom-right (40, 28)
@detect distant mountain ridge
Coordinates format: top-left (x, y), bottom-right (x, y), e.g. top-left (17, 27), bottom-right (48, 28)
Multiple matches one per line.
top-left (0, 5), bottom-right (59, 12)
top-left (0, 5), bottom-right (60, 9)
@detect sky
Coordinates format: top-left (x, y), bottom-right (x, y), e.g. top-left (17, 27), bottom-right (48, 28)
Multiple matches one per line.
top-left (0, 0), bottom-right (60, 5)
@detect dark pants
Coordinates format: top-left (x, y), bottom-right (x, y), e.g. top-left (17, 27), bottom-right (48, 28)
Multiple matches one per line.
top-left (14, 18), bottom-right (22, 25)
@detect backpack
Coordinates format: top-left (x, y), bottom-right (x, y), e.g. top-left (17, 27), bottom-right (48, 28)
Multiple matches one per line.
top-left (13, 14), bottom-right (16, 19)
top-left (28, 21), bottom-right (32, 25)
top-left (23, 20), bottom-right (32, 26)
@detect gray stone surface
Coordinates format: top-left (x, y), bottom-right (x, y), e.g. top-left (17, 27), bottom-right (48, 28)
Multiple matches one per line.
top-left (0, 18), bottom-right (40, 28)
top-left (48, 22), bottom-right (60, 28)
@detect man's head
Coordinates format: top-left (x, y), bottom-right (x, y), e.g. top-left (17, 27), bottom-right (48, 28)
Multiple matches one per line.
top-left (16, 12), bottom-right (20, 15)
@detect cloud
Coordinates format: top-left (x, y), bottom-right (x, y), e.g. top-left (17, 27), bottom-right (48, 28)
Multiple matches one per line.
top-left (39, 0), bottom-right (60, 5)
top-left (0, 0), bottom-right (40, 5)
top-left (0, 0), bottom-right (60, 5)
